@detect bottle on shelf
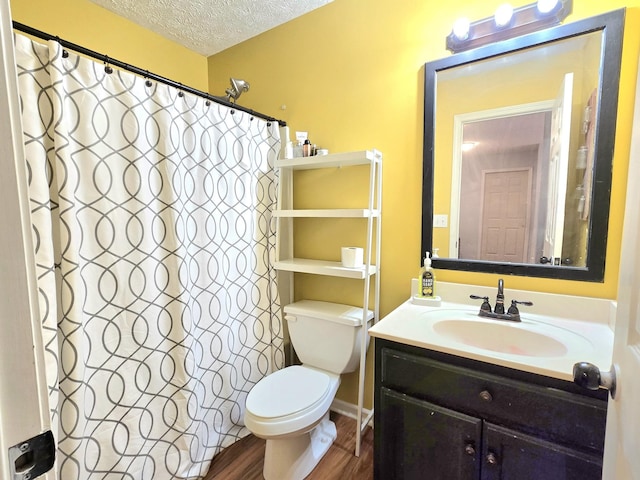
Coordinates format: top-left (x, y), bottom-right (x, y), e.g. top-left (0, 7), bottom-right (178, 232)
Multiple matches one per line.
top-left (303, 139), bottom-right (312, 157)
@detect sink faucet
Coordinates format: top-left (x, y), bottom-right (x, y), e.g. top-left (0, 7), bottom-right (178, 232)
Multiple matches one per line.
top-left (470, 278), bottom-right (532, 322)
top-left (495, 278), bottom-right (505, 314)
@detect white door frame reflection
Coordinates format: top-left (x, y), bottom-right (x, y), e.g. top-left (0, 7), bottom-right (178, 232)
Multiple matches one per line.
top-left (444, 75), bottom-right (591, 267)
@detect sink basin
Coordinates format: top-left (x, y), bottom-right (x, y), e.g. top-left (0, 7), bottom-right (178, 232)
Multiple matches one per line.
top-left (432, 319), bottom-right (568, 357)
top-left (421, 309), bottom-right (595, 358)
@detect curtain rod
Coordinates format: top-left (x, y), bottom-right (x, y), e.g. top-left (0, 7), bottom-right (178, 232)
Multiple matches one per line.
top-left (12, 21), bottom-right (287, 127)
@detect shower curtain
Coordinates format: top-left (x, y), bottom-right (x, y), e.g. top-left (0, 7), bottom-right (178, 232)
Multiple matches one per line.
top-left (14, 33), bottom-right (284, 479)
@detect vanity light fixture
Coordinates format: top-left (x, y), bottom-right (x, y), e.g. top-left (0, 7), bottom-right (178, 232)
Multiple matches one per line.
top-left (452, 17), bottom-right (471, 41)
top-left (537, 0), bottom-right (560, 14)
top-left (494, 3), bottom-right (515, 28)
top-left (446, 0), bottom-right (572, 53)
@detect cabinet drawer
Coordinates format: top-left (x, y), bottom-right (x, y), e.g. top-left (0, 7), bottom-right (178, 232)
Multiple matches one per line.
top-left (380, 347), bottom-right (607, 455)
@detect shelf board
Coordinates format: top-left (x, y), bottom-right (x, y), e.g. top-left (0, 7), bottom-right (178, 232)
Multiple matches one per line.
top-left (275, 150), bottom-right (381, 170)
top-left (274, 258), bottom-right (377, 278)
top-left (273, 209), bottom-right (380, 218)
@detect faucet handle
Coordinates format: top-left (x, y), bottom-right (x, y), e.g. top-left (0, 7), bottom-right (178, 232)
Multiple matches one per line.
top-left (470, 295), bottom-right (492, 313)
top-left (507, 300), bottom-right (533, 315)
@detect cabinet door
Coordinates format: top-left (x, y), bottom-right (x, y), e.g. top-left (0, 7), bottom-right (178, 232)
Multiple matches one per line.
top-left (378, 387), bottom-right (481, 480)
top-left (481, 422), bottom-right (602, 480)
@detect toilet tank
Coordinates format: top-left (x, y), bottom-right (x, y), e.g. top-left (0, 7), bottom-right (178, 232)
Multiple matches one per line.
top-left (283, 300), bottom-right (374, 374)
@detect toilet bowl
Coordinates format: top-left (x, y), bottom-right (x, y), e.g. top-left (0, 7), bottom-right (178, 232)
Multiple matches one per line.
top-left (244, 365), bottom-right (340, 480)
top-left (243, 300), bottom-right (373, 480)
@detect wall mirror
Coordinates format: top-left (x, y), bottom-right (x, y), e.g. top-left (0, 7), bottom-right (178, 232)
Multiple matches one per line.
top-left (422, 9), bottom-right (624, 281)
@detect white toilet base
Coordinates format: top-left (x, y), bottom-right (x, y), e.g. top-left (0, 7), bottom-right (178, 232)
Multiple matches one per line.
top-left (263, 412), bottom-right (337, 480)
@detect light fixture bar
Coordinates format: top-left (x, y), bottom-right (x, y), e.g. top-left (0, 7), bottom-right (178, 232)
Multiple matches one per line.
top-left (446, 0), bottom-right (572, 53)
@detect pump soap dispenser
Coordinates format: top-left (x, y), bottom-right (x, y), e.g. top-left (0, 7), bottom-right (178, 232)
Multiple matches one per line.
top-left (419, 251), bottom-right (436, 298)
top-left (412, 251), bottom-right (441, 306)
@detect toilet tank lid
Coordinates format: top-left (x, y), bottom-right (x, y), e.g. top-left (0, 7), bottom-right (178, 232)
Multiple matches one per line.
top-left (283, 300), bottom-right (373, 327)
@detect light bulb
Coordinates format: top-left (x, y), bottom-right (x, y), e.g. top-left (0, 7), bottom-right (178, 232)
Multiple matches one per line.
top-left (537, 0), bottom-right (559, 14)
top-left (494, 3), bottom-right (514, 28)
top-left (452, 17), bottom-right (471, 40)
top-left (461, 142), bottom-right (477, 152)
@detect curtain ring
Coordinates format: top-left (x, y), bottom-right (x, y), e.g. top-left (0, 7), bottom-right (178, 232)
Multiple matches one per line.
top-left (104, 56), bottom-right (113, 74)
top-left (145, 70), bottom-right (152, 87)
top-left (54, 36), bottom-right (69, 58)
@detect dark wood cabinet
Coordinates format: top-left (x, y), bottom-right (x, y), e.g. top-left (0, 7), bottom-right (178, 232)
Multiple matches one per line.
top-left (481, 422), bottom-right (603, 480)
top-left (374, 339), bottom-right (608, 480)
top-left (378, 387), bottom-right (481, 479)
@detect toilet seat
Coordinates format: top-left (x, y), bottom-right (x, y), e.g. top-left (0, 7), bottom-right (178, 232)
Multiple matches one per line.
top-left (245, 365), bottom-right (340, 438)
top-left (246, 365), bottom-right (331, 419)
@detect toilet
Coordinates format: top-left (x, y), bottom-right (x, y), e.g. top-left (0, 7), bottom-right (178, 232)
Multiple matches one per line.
top-left (244, 299), bottom-right (373, 480)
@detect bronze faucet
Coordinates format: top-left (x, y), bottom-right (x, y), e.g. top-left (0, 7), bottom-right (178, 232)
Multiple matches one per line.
top-left (495, 278), bottom-right (505, 314)
top-left (470, 279), bottom-right (532, 322)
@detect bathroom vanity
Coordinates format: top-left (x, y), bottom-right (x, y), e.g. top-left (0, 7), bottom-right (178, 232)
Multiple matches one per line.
top-left (369, 282), bottom-right (614, 480)
top-left (375, 339), bottom-right (607, 479)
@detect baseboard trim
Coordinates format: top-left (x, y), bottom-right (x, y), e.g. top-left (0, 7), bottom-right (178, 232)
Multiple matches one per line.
top-left (330, 398), bottom-right (374, 428)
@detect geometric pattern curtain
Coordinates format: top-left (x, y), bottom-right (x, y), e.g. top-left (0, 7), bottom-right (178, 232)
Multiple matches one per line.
top-left (15, 32), bottom-right (284, 480)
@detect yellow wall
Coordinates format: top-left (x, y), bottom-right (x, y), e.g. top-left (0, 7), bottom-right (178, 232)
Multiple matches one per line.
top-left (9, 0), bottom-right (208, 91)
top-left (208, 1), bottom-right (640, 405)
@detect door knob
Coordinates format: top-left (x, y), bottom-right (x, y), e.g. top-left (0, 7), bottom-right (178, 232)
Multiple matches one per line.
top-left (572, 362), bottom-right (617, 398)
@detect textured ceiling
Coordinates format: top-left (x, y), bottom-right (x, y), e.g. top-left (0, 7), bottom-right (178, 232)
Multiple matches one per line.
top-left (88, 0), bottom-right (333, 56)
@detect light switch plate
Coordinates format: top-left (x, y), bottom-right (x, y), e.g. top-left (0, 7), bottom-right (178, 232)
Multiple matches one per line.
top-left (433, 214), bottom-right (448, 228)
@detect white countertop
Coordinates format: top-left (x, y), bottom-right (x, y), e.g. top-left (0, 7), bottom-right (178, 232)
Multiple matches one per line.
top-left (370, 284), bottom-right (615, 382)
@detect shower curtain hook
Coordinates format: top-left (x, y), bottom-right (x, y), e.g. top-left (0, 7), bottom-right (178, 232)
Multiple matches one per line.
top-left (144, 70), bottom-right (152, 87)
top-left (104, 55), bottom-right (113, 74)
top-left (54, 36), bottom-right (69, 58)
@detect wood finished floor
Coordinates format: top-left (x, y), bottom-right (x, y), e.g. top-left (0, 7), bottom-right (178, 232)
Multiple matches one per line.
top-left (205, 412), bottom-right (374, 479)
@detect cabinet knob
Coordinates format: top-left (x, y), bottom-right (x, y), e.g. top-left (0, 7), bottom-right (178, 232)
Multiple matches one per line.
top-left (486, 452), bottom-right (499, 465)
top-left (479, 390), bottom-right (493, 402)
top-left (464, 443), bottom-right (475, 456)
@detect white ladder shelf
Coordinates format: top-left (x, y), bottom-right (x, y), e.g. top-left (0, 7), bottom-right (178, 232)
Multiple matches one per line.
top-left (274, 147), bottom-right (382, 457)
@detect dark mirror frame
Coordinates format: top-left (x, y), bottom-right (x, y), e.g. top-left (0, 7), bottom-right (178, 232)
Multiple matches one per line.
top-left (421, 9), bottom-right (624, 282)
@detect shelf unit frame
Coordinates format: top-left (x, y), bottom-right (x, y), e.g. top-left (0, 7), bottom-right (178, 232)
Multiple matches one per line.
top-left (273, 148), bottom-right (382, 457)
